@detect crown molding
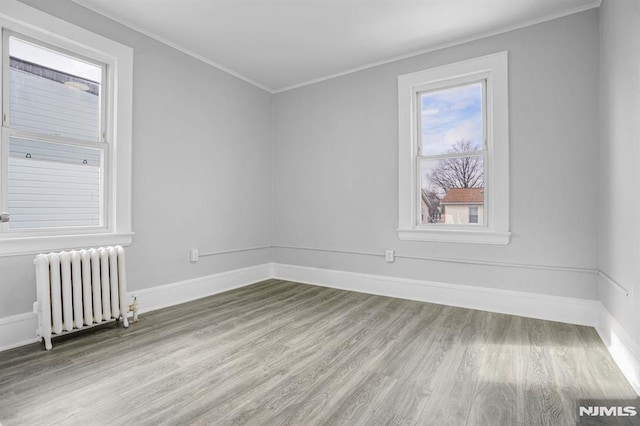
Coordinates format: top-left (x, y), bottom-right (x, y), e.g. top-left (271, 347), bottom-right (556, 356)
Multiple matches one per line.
top-left (69, 0), bottom-right (274, 93)
top-left (272, 0), bottom-right (602, 93)
top-left (70, 0), bottom-right (601, 94)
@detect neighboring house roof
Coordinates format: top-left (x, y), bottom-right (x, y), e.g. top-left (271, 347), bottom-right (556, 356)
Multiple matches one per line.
top-left (441, 187), bottom-right (484, 204)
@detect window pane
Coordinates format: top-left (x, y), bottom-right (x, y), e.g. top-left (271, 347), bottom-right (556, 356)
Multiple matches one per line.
top-left (420, 156), bottom-right (484, 225)
top-left (9, 37), bottom-right (101, 141)
top-left (469, 206), bottom-right (479, 224)
top-left (420, 83), bottom-right (483, 156)
top-left (7, 137), bottom-right (102, 229)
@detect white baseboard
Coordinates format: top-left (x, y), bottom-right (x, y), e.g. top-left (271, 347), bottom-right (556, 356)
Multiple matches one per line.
top-left (0, 263), bottom-right (273, 352)
top-left (129, 263), bottom-right (273, 314)
top-left (596, 306), bottom-right (640, 395)
top-left (0, 312), bottom-right (38, 352)
top-left (3, 260), bottom-right (638, 398)
top-left (272, 263), bottom-right (600, 327)
top-left (273, 263), bottom-right (640, 395)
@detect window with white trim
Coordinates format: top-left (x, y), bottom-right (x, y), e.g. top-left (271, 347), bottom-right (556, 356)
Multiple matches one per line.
top-left (4, 35), bottom-right (105, 230)
top-left (398, 52), bottom-right (510, 244)
top-left (0, 1), bottom-right (133, 255)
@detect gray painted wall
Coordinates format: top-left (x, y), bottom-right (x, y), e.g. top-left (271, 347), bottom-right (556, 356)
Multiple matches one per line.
top-left (598, 0), bottom-right (640, 344)
top-left (0, 4), bottom-right (606, 323)
top-left (273, 10), bottom-right (600, 299)
top-left (0, 0), bottom-right (273, 317)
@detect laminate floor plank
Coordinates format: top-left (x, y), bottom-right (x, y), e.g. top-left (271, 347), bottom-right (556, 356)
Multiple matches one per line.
top-left (123, 293), bottom-right (383, 425)
top-left (0, 280), bottom-right (637, 425)
top-left (521, 317), bottom-right (573, 426)
top-left (467, 313), bottom-right (520, 426)
top-left (416, 309), bottom-right (489, 425)
top-left (221, 299), bottom-right (396, 425)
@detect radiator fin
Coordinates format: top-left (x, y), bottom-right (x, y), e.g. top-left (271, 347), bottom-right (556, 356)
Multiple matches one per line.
top-left (34, 246), bottom-right (129, 350)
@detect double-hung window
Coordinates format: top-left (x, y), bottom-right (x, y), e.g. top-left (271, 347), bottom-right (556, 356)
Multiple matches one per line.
top-left (4, 35), bottom-right (105, 230)
top-left (398, 52), bottom-right (510, 244)
top-left (0, 1), bottom-right (133, 255)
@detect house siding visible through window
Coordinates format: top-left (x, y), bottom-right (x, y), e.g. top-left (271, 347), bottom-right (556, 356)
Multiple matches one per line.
top-left (9, 57), bottom-right (100, 139)
top-left (0, 1), bottom-right (133, 255)
top-left (5, 41), bottom-right (103, 230)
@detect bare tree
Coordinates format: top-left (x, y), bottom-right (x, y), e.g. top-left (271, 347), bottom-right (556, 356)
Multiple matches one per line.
top-left (427, 140), bottom-right (483, 195)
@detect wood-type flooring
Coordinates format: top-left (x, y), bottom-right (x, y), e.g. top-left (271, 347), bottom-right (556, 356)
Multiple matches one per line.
top-left (0, 279), bottom-right (637, 425)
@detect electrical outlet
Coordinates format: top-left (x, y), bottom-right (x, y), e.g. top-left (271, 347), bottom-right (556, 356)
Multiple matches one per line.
top-left (385, 249), bottom-right (395, 262)
top-left (189, 249), bottom-right (199, 263)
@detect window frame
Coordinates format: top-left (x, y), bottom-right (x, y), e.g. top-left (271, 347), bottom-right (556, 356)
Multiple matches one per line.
top-left (2, 31), bottom-right (109, 233)
top-left (416, 78), bottom-right (487, 226)
top-left (397, 51), bottom-right (510, 244)
top-left (0, 0), bottom-right (133, 256)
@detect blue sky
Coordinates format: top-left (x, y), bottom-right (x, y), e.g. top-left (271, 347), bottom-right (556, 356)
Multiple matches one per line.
top-left (421, 83), bottom-right (483, 156)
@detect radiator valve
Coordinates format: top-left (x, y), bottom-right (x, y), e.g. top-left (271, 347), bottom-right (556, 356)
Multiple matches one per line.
top-left (129, 296), bottom-right (139, 323)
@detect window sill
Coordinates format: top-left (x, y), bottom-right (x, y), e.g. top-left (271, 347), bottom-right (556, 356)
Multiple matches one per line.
top-left (0, 232), bottom-right (134, 257)
top-left (398, 228), bottom-right (510, 245)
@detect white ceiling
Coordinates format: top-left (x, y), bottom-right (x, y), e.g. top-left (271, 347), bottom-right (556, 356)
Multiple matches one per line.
top-left (72, 0), bottom-right (599, 93)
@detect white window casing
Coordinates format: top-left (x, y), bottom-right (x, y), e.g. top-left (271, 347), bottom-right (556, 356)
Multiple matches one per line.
top-left (0, 0), bottom-right (133, 256)
top-left (397, 51), bottom-right (510, 244)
